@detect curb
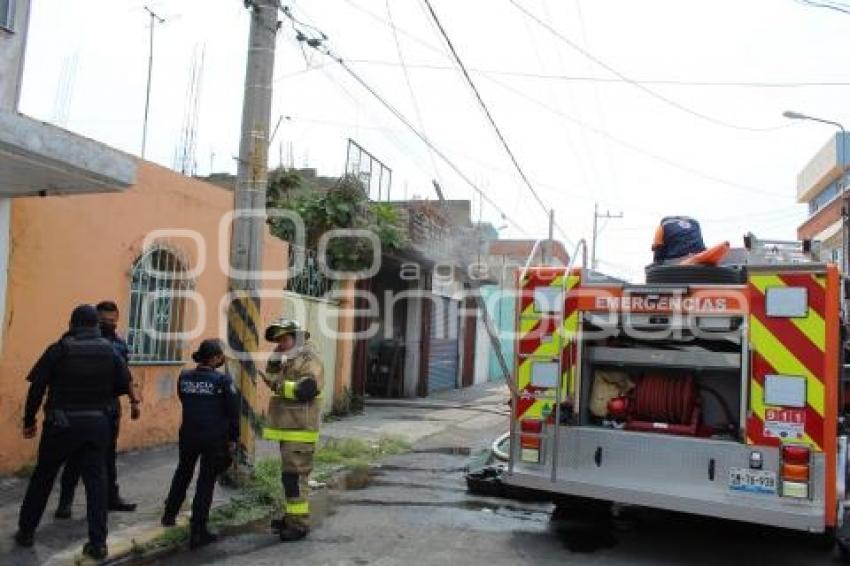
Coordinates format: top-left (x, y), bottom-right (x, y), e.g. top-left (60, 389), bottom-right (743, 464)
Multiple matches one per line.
top-left (42, 515), bottom-right (193, 566)
top-left (48, 476), bottom-right (341, 565)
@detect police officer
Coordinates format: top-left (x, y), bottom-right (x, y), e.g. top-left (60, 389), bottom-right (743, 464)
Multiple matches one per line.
top-left (15, 305), bottom-right (131, 561)
top-left (651, 215), bottom-right (707, 264)
top-left (161, 339), bottom-right (238, 549)
top-left (261, 318), bottom-right (323, 542)
top-left (56, 300), bottom-right (140, 519)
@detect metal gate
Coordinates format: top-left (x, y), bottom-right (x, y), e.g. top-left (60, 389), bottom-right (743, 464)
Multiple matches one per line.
top-left (428, 295), bottom-right (459, 393)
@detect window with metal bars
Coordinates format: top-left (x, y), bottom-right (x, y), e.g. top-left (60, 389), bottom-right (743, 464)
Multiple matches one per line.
top-left (126, 247), bottom-right (191, 364)
top-left (0, 0), bottom-right (15, 31)
top-left (287, 245), bottom-right (333, 298)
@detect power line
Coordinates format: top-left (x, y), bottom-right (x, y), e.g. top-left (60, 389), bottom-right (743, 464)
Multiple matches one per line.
top-left (480, 70), bottom-right (792, 199)
top-left (420, 0), bottom-right (563, 240)
top-left (278, 7), bottom-right (530, 235)
top-left (508, 0), bottom-right (791, 133)
top-left (384, 0), bottom-right (445, 191)
top-left (795, 0), bottom-right (850, 15)
top-left (343, 58), bottom-right (850, 88)
top-left (341, 0), bottom-right (450, 61)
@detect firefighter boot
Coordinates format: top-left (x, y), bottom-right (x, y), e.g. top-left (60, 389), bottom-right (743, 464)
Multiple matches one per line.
top-left (189, 522), bottom-right (219, 550)
top-left (278, 520), bottom-right (308, 543)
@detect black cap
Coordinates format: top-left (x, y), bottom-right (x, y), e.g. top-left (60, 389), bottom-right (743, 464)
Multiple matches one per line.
top-left (69, 304), bottom-right (99, 328)
top-left (192, 339), bottom-right (224, 364)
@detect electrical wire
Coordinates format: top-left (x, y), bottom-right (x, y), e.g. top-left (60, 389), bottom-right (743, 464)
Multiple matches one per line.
top-left (421, 0), bottom-right (565, 243)
top-left (384, 0), bottom-right (445, 192)
top-left (508, 0), bottom-right (792, 133)
top-left (480, 70), bottom-right (792, 199)
top-left (795, 0), bottom-right (850, 15)
top-left (567, 0), bottom-right (621, 208)
top-left (341, 0), bottom-right (450, 61)
top-left (278, 8), bottom-right (530, 235)
top-left (343, 59), bottom-right (850, 88)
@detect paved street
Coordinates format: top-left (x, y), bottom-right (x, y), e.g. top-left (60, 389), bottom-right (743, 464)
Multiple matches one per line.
top-left (153, 405), bottom-right (838, 566)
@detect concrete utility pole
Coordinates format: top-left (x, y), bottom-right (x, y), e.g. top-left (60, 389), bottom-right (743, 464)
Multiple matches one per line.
top-left (591, 202), bottom-right (623, 271)
top-left (228, 0), bottom-right (278, 480)
top-left (141, 6), bottom-right (165, 159)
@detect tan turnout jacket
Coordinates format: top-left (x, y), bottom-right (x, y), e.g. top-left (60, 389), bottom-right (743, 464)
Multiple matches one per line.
top-left (262, 341), bottom-right (324, 443)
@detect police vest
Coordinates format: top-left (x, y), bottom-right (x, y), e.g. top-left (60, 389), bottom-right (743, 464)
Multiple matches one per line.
top-left (51, 335), bottom-right (116, 411)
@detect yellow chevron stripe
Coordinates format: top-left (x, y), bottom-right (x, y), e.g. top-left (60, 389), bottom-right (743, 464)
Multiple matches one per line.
top-left (748, 274), bottom-right (783, 296)
top-left (517, 311), bottom-right (579, 391)
top-left (750, 380), bottom-right (819, 449)
top-left (750, 317), bottom-right (825, 417)
top-left (791, 308), bottom-right (826, 352)
top-left (520, 317), bottom-right (538, 334)
top-left (815, 274), bottom-right (826, 288)
top-left (516, 272), bottom-right (581, 413)
top-left (749, 274), bottom-right (825, 351)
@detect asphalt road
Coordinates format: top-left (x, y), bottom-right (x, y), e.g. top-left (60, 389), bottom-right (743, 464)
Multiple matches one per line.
top-left (152, 414), bottom-right (842, 566)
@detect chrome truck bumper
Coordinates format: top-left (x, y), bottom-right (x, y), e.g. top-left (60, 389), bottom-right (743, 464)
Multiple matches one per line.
top-left (503, 426), bottom-right (827, 533)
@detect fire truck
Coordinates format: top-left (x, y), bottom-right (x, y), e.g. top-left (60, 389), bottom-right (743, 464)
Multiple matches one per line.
top-left (497, 237), bottom-right (850, 552)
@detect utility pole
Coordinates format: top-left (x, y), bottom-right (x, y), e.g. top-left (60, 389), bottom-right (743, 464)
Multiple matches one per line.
top-left (141, 6), bottom-right (165, 159)
top-left (228, 0), bottom-right (278, 480)
top-left (591, 202), bottom-right (623, 271)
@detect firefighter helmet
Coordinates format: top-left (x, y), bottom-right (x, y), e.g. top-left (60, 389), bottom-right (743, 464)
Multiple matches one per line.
top-left (264, 318), bottom-right (309, 343)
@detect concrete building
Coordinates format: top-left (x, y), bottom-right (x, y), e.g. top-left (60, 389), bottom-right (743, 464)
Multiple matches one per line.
top-left (795, 131), bottom-right (850, 268)
top-left (0, 162), bottom-right (297, 473)
top-left (0, 0), bottom-right (136, 353)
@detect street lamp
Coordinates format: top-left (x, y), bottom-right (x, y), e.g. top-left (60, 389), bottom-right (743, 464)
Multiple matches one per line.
top-left (784, 110), bottom-right (847, 272)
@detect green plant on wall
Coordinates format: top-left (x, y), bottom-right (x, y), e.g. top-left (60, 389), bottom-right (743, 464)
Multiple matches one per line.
top-left (267, 172), bottom-right (408, 270)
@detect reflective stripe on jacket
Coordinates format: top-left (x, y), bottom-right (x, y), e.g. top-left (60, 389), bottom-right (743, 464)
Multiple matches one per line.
top-left (261, 341), bottom-right (324, 443)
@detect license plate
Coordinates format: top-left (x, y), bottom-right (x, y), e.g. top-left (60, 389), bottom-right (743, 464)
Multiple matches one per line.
top-left (729, 467), bottom-right (777, 494)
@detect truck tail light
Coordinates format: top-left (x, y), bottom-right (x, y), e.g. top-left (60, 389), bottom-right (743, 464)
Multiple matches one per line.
top-left (782, 445), bottom-right (810, 465)
top-left (781, 463), bottom-right (809, 482)
top-left (519, 419), bottom-right (543, 463)
top-left (780, 444), bottom-right (811, 499)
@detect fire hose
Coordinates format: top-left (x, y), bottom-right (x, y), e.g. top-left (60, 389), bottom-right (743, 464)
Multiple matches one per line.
top-left (631, 373), bottom-right (697, 425)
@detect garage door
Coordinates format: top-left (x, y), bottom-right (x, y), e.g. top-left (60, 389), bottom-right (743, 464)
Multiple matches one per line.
top-left (428, 296), bottom-right (459, 393)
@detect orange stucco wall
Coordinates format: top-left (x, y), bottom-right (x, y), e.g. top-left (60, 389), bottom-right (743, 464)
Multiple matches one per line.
top-left (0, 160), bottom-right (286, 473)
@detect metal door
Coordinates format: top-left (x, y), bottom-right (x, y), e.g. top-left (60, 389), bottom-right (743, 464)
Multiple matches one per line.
top-left (428, 296), bottom-right (459, 393)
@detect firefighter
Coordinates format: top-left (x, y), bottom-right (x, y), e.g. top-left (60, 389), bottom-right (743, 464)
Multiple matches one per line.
top-left (651, 215), bottom-right (706, 264)
top-left (161, 338), bottom-right (238, 549)
top-left (261, 318), bottom-right (324, 542)
top-left (15, 305), bottom-right (131, 560)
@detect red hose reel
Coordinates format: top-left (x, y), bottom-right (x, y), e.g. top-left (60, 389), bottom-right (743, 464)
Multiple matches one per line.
top-left (607, 373), bottom-right (701, 436)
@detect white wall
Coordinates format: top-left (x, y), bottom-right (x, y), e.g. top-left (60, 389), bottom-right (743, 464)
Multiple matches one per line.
top-left (473, 315), bottom-right (490, 385)
top-left (277, 291), bottom-right (339, 414)
top-left (0, 0), bottom-right (30, 111)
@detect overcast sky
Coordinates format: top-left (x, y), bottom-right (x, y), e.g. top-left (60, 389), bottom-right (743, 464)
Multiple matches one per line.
top-left (19, 0), bottom-right (850, 280)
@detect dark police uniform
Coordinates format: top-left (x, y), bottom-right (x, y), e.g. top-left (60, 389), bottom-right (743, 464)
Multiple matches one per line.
top-left (652, 216), bottom-right (706, 264)
top-left (58, 332), bottom-right (133, 512)
top-left (18, 327), bottom-right (131, 547)
top-left (163, 366), bottom-right (239, 530)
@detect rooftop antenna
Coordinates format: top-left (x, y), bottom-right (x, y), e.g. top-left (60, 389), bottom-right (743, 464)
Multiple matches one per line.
top-left (52, 51), bottom-right (78, 127)
top-left (173, 44), bottom-right (205, 174)
top-left (141, 5), bottom-right (166, 159)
